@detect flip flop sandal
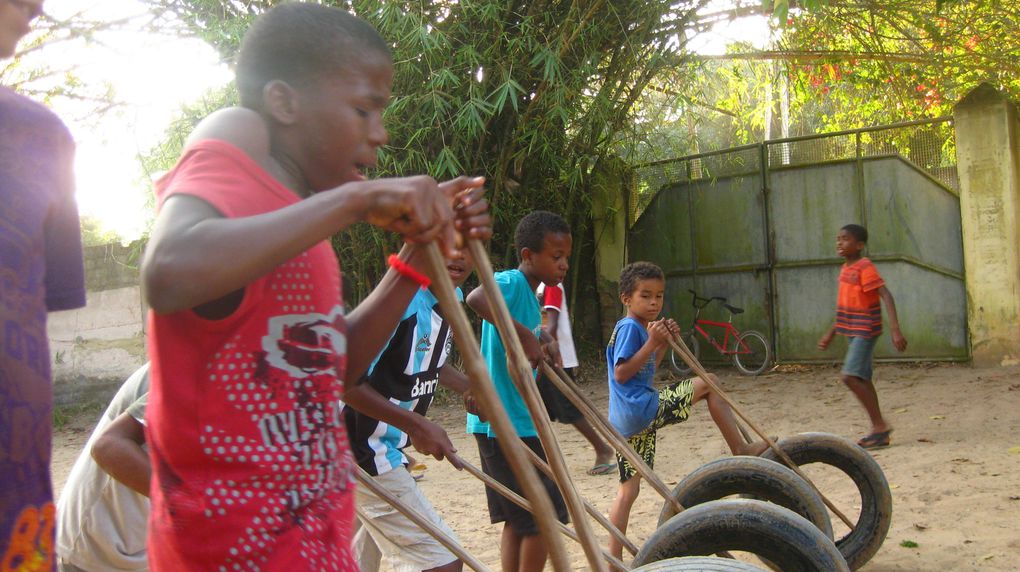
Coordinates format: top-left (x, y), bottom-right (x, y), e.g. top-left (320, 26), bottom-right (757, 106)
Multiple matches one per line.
top-left (857, 430), bottom-right (892, 449)
top-left (587, 462), bottom-right (617, 476)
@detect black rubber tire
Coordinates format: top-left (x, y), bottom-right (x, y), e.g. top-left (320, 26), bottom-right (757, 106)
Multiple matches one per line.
top-left (669, 332), bottom-right (700, 376)
top-left (760, 432), bottom-right (892, 570)
top-left (657, 456), bottom-right (833, 541)
top-left (631, 556), bottom-right (769, 571)
top-left (731, 330), bottom-right (771, 376)
top-left (633, 499), bottom-right (850, 571)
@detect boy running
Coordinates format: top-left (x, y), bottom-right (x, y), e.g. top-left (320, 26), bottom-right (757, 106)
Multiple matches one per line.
top-left (606, 261), bottom-right (766, 560)
top-left (140, 4), bottom-right (489, 570)
top-left (342, 250), bottom-right (476, 572)
top-left (817, 224), bottom-right (907, 449)
top-left (465, 211), bottom-right (571, 572)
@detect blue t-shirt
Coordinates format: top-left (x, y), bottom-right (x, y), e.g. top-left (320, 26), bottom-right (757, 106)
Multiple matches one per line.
top-left (466, 269), bottom-right (541, 438)
top-left (606, 317), bottom-right (659, 437)
top-left (342, 287), bottom-right (462, 475)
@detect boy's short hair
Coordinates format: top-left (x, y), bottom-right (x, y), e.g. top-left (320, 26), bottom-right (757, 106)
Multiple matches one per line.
top-left (841, 224), bottom-right (868, 243)
top-left (619, 262), bottom-right (664, 296)
top-left (514, 211), bottom-right (570, 261)
top-left (236, 3), bottom-right (392, 110)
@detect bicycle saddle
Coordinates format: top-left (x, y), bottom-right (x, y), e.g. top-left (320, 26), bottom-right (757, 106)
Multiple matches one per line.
top-left (723, 303), bottom-right (744, 315)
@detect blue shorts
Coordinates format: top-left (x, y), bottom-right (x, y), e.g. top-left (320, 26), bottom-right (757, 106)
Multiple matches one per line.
top-left (841, 336), bottom-right (878, 381)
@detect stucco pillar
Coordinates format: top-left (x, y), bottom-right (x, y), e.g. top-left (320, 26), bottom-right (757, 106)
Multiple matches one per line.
top-left (591, 157), bottom-right (630, 345)
top-left (954, 84), bottom-right (1020, 366)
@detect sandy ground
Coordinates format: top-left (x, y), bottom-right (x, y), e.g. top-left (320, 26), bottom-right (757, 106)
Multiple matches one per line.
top-left (52, 362), bottom-right (1020, 570)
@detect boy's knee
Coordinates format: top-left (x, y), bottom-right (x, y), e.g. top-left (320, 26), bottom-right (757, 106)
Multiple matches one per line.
top-left (842, 374), bottom-right (866, 386)
top-left (691, 377), bottom-right (711, 400)
top-left (618, 476), bottom-right (641, 499)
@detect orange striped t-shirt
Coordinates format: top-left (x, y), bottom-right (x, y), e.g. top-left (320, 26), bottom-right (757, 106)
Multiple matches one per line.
top-left (836, 258), bottom-right (884, 338)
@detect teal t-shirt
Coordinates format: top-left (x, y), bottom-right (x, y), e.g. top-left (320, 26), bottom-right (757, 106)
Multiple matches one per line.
top-left (466, 269), bottom-right (542, 438)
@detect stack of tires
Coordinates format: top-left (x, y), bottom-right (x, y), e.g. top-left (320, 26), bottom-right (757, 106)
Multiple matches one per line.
top-left (633, 433), bottom-right (892, 572)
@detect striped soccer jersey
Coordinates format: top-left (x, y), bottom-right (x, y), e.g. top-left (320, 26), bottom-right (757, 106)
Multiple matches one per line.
top-left (342, 287), bottom-right (461, 476)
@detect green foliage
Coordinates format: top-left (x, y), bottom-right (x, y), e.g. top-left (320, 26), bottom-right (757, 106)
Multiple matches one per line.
top-left (80, 215), bottom-right (121, 247)
top-left (145, 0), bottom-right (719, 297)
top-left (900, 540), bottom-right (919, 548)
top-left (778, 0), bottom-right (1020, 127)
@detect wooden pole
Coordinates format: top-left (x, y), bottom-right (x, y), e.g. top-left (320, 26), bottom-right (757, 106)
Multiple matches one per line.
top-left (452, 454), bottom-right (630, 572)
top-left (421, 243), bottom-right (574, 570)
top-left (539, 362), bottom-right (685, 515)
top-left (467, 240), bottom-right (609, 572)
top-left (666, 333), bottom-right (856, 531)
top-left (519, 442), bottom-right (639, 555)
top-left (354, 468), bottom-right (493, 572)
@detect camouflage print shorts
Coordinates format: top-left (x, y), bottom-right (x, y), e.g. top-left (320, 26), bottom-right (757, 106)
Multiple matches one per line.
top-left (618, 377), bottom-right (695, 482)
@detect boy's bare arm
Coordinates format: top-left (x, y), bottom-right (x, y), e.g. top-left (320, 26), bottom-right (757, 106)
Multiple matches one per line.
top-left (346, 249), bottom-right (429, 381)
top-left (344, 382), bottom-right (461, 468)
top-left (544, 307), bottom-right (560, 340)
top-left (615, 320), bottom-right (674, 382)
top-left (817, 322), bottom-right (837, 350)
top-left (438, 363), bottom-right (469, 395)
top-left (91, 413), bottom-right (150, 497)
top-left (878, 286), bottom-right (908, 351)
top-left (466, 287), bottom-right (544, 367)
top-left (440, 364), bottom-right (485, 420)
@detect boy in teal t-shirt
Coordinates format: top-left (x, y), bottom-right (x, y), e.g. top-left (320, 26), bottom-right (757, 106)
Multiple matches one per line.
top-left (465, 211), bottom-right (571, 572)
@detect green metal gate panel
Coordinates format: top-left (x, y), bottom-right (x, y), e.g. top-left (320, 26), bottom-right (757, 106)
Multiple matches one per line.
top-left (629, 119), bottom-right (966, 363)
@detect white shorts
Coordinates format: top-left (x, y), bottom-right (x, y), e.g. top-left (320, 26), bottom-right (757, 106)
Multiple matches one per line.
top-left (354, 466), bottom-right (460, 572)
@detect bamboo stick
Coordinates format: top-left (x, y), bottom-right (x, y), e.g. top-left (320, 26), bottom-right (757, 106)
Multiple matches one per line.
top-left (354, 468), bottom-right (493, 572)
top-left (666, 333), bottom-right (856, 530)
top-left (540, 362), bottom-right (685, 515)
top-left (519, 442), bottom-right (639, 555)
top-left (421, 243), bottom-right (574, 570)
top-left (467, 240), bottom-right (608, 572)
top-left (452, 454), bottom-right (630, 572)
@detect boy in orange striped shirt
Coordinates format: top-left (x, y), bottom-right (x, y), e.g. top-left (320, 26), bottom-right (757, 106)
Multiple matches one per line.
top-left (818, 224), bottom-right (907, 449)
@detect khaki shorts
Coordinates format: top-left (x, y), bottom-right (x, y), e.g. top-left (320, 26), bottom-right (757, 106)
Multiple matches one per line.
top-left (354, 466), bottom-right (459, 572)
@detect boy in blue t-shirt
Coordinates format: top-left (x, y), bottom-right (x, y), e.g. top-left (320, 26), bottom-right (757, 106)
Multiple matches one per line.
top-left (465, 211), bottom-right (571, 572)
top-left (605, 261), bottom-right (767, 559)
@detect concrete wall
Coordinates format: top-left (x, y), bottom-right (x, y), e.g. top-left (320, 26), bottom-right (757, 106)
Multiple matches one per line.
top-left (48, 242), bottom-right (146, 405)
top-left (954, 85), bottom-right (1020, 367)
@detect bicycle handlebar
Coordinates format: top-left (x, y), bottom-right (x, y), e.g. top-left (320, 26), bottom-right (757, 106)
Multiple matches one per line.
top-left (687, 289), bottom-right (745, 315)
top-left (687, 289), bottom-right (726, 308)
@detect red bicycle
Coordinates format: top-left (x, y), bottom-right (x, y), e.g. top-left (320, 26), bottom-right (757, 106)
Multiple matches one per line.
top-left (669, 289), bottom-right (772, 376)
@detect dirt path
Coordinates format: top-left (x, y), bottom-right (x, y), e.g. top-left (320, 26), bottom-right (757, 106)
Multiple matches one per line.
top-left (52, 363), bottom-right (1020, 569)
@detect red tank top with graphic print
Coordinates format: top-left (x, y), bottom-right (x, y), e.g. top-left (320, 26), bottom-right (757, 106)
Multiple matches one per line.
top-left (145, 140), bottom-right (357, 571)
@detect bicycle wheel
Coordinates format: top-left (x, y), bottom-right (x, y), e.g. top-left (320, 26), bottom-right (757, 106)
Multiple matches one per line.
top-left (669, 332), bottom-right (700, 376)
top-left (730, 330), bottom-right (771, 376)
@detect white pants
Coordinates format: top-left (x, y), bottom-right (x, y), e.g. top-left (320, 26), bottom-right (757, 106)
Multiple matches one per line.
top-left (354, 466), bottom-right (460, 572)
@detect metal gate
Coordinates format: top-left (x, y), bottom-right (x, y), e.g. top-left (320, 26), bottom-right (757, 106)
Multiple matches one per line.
top-left (628, 118), bottom-right (967, 362)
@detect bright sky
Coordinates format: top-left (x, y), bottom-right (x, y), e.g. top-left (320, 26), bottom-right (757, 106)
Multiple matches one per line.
top-left (19, 1), bottom-right (771, 242)
top-left (30, 0), bottom-right (231, 241)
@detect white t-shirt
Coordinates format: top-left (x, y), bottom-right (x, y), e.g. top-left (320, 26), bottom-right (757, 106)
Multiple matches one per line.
top-left (56, 364), bottom-right (150, 570)
top-left (537, 282), bottom-right (579, 368)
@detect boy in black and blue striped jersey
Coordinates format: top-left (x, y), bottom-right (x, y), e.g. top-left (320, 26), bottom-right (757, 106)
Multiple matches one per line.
top-left (341, 250), bottom-right (476, 572)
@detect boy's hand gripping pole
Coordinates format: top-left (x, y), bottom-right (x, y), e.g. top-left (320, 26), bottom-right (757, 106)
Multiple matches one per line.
top-left (667, 331), bottom-right (857, 531)
top-left (420, 242), bottom-right (574, 572)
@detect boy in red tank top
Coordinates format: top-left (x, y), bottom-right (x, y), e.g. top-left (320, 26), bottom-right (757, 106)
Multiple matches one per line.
top-left (818, 224), bottom-right (908, 450)
top-left (140, 4), bottom-right (489, 570)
